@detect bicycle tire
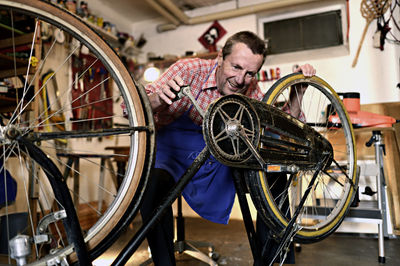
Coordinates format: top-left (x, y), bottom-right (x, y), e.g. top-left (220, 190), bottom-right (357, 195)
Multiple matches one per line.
top-left (246, 73), bottom-right (358, 243)
top-left (0, 0), bottom-right (154, 264)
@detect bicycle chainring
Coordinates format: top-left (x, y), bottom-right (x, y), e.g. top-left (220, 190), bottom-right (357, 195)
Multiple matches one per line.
top-left (203, 94), bottom-right (260, 167)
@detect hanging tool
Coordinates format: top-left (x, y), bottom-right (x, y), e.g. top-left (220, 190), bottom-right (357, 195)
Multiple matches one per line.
top-left (352, 0), bottom-right (391, 67)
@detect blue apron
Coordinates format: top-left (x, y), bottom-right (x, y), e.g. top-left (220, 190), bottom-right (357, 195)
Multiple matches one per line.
top-left (155, 112), bottom-right (236, 224)
top-left (0, 159), bottom-right (17, 208)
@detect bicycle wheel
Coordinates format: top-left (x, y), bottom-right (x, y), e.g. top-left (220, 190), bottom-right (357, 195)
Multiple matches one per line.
top-left (246, 73), bottom-right (358, 243)
top-left (0, 0), bottom-right (154, 264)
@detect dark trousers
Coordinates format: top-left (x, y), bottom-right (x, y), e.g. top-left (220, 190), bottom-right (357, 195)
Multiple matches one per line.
top-left (140, 168), bottom-right (294, 266)
top-left (140, 168), bottom-right (176, 266)
top-left (257, 173), bottom-right (295, 265)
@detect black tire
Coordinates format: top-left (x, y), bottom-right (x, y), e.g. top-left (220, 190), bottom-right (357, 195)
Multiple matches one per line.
top-left (246, 73), bottom-right (358, 243)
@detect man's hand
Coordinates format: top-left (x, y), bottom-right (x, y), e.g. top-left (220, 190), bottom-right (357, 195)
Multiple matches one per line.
top-left (287, 64), bottom-right (316, 119)
top-left (291, 63), bottom-right (316, 94)
top-left (293, 63), bottom-right (316, 77)
top-left (148, 75), bottom-right (185, 110)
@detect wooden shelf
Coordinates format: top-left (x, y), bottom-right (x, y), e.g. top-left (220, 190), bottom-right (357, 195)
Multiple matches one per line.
top-left (0, 54), bottom-right (36, 79)
top-left (0, 32), bottom-right (37, 111)
top-left (0, 31), bottom-right (37, 79)
top-left (0, 95), bottom-right (32, 113)
top-left (0, 33), bottom-right (34, 50)
top-left (88, 23), bottom-right (119, 47)
top-left (150, 51), bottom-right (218, 69)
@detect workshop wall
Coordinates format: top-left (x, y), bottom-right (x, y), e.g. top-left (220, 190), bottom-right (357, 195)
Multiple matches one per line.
top-left (132, 0), bottom-right (399, 105)
top-left (124, 0), bottom-right (400, 221)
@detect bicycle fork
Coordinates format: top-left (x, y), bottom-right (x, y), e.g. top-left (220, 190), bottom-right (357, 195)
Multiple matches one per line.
top-left (12, 136), bottom-right (90, 265)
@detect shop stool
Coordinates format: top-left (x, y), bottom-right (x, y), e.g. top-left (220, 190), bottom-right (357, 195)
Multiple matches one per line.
top-left (174, 195), bottom-right (219, 265)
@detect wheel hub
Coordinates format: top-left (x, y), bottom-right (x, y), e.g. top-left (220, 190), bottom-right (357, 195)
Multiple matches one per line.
top-left (0, 125), bottom-right (21, 145)
top-left (5, 126), bottom-right (21, 140)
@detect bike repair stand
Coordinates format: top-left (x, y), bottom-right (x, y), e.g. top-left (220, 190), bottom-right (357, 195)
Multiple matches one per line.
top-left (173, 194), bottom-right (218, 265)
top-left (365, 130), bottom-right (390, 263)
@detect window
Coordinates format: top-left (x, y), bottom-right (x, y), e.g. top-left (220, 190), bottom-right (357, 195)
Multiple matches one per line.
top-left (258, 3), bottom-right (347, 56)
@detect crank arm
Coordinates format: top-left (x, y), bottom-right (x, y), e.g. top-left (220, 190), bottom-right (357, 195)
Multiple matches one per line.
top-left (238, 129), bottom-right (266, 168)
top-left (238, 130), bottom-right (300, 173)
top-left (177, 86), bottom-right (205, 118)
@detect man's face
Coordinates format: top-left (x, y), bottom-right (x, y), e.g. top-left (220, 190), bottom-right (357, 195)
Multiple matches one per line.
top-left (216, 42), bottom-right (264, 95)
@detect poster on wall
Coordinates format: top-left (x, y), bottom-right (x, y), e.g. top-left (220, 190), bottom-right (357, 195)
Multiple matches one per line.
top-left (198, 20), bottom-right (227, 52)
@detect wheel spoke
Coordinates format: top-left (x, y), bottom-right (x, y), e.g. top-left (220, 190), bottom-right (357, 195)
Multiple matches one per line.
top-left (216, 107), bottom-right (231, 122)
top-left (214, 129), bottom-right (229, 143)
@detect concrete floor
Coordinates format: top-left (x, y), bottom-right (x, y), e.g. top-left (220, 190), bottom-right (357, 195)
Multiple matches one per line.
top-left (95, 217), bottom-right (400, 266)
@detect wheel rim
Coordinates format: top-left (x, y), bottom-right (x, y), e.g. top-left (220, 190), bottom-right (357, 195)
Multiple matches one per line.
top-left (253, 74), bottom-right (357, 242)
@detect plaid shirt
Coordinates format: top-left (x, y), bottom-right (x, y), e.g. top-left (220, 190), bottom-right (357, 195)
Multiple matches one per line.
top-left (145, 58), bottom-right (264, 128)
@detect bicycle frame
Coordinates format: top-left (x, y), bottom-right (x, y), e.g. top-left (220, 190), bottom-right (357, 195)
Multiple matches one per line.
top-left (111, 92), bottom-right (335, 265)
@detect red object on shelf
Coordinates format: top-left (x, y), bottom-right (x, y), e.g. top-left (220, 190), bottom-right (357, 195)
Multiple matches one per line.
top-left (329, 92), bottom-right (397, 128)
top-left (269, 68), bottom-right (275, 80)
top-left (276, 67), bottom-right (281, 79)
